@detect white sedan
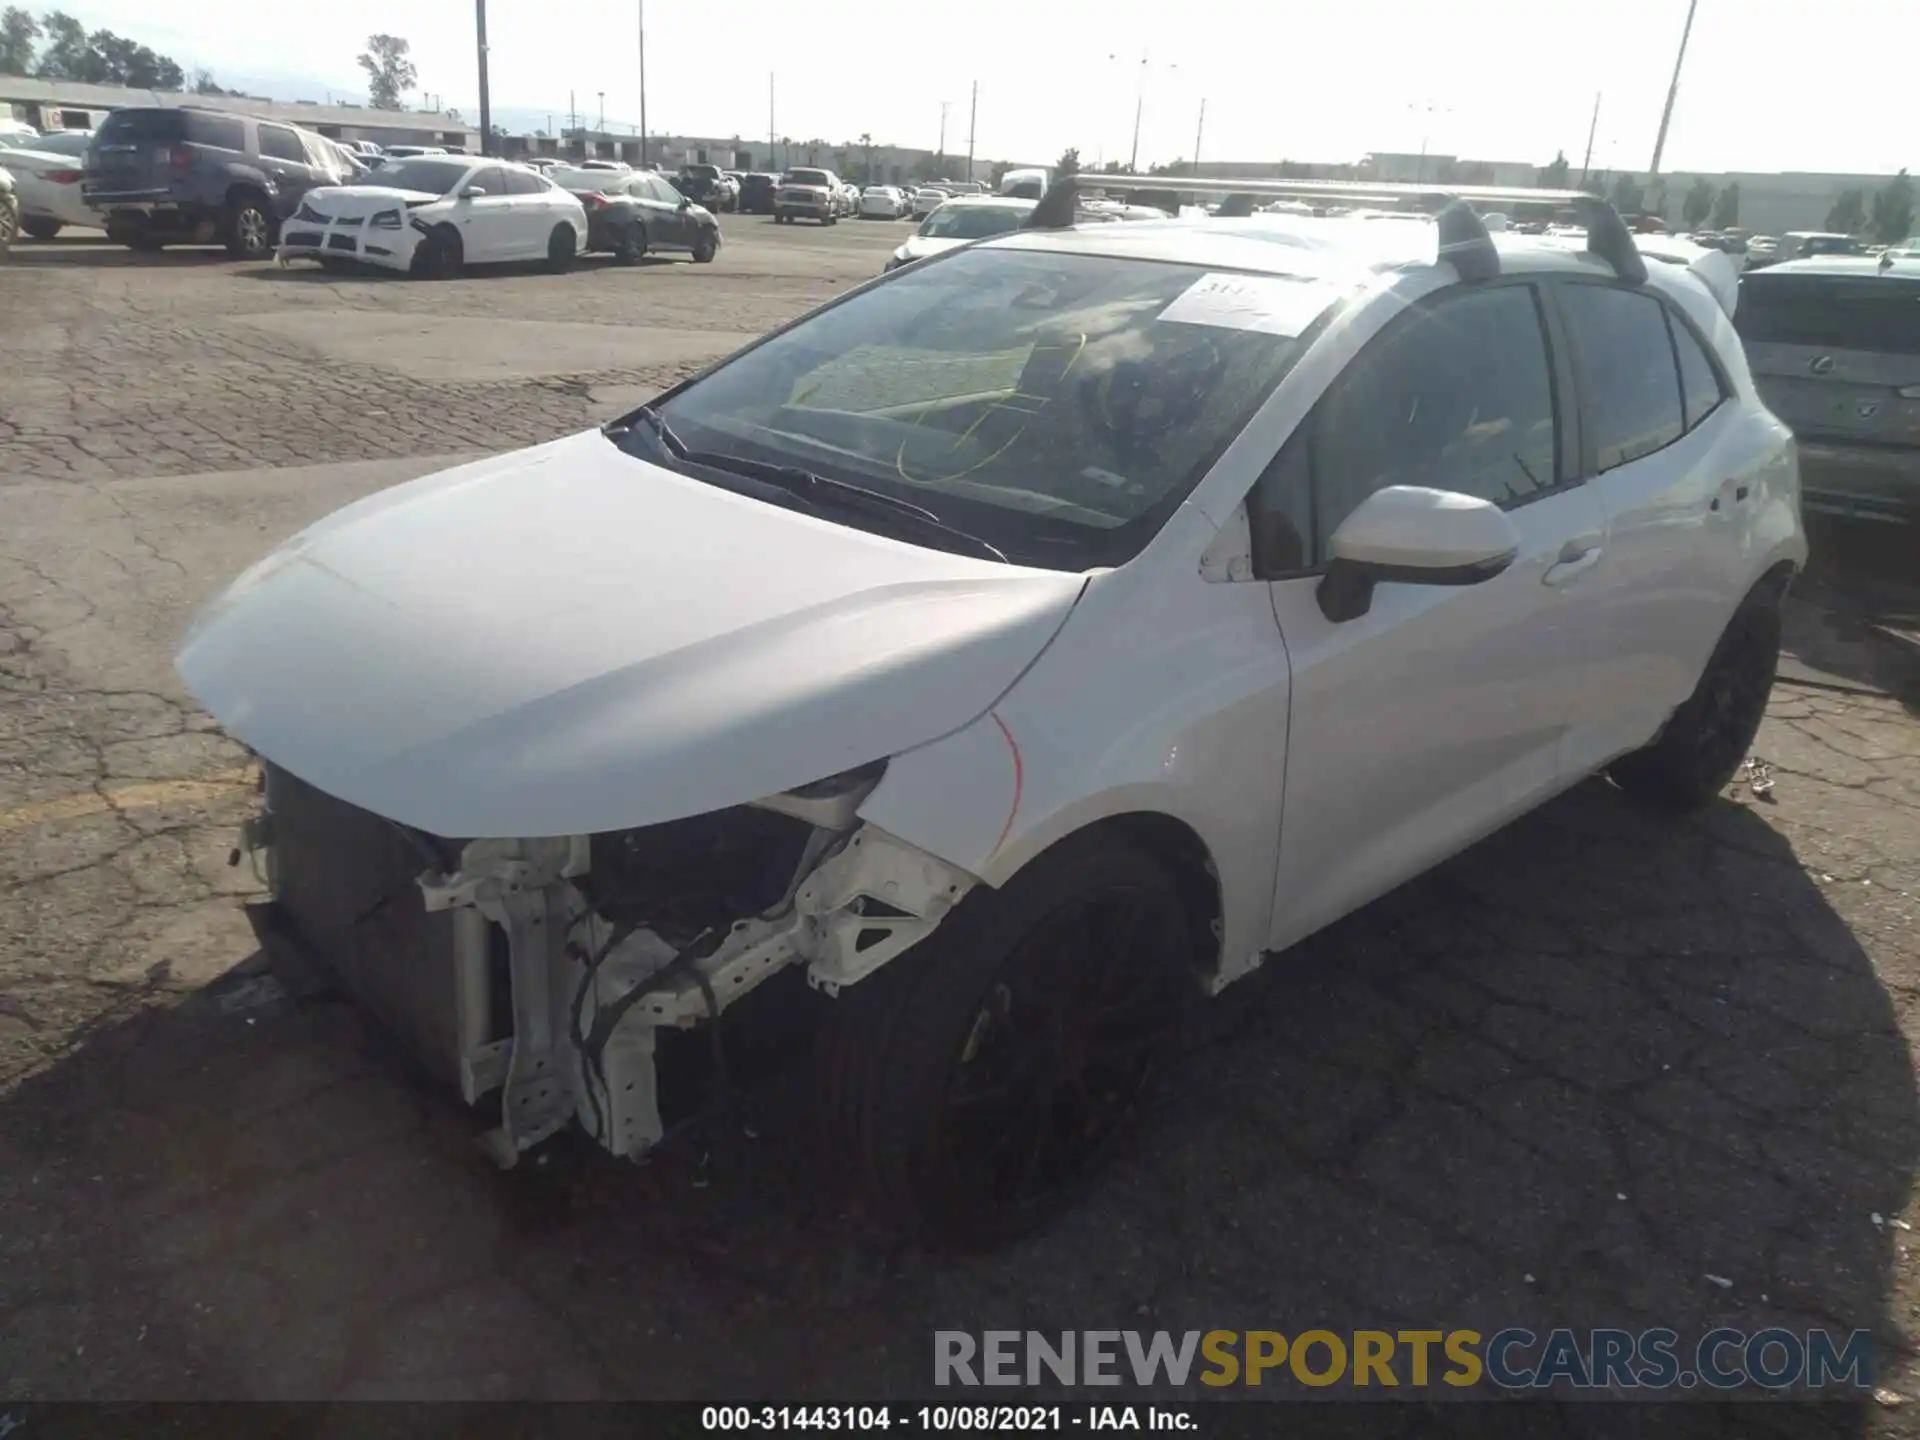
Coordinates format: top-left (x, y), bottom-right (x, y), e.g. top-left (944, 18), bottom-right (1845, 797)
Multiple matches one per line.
top-left (179, 180), bottom-right (1804, 1244)
top-left (858, 185), bottom-right (907, 219)
top-left (0, 130), bottom-right (98, 238)
top-left (909, 185), bottom-right (950, 219)
top-left (279, 155), bottom-right (588, 278)
top-left (884, 195), bottom-right (1036, 271)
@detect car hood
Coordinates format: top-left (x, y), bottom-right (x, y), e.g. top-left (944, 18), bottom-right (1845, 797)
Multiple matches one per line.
top-left (303, 185), bottom-right (443, 216)
top-left (176, 430), bottom-right (1086, 839)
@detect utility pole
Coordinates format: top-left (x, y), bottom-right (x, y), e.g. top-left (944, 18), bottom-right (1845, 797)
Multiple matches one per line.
top-left (598, 92), bottom-right (605, 132)
top-left (768, 73), bottom-right (775, 170)
top-left (966, 80), bottom-right (976, 183)
top-left (1129, 56), bottom-right (1146, 173)
top-left (474, 0), bottom-right (492, 156)
top-left (937, 100), bottom-right (949, 173)
top-left (570, 91), bottom-right (576, 134)
top-left (637, 0), bottom-right (649, 166)
top-left (1648, 0), bottom-right (1698, 178)
top-left (1579, 91), bottom-right (1601, 187)
top-left (1193, 97), bottom-right (1205, 172)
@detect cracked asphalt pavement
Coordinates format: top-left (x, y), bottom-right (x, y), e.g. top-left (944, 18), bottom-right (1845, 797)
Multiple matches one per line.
top-left (2, 219), bottom-right (1918, 1426)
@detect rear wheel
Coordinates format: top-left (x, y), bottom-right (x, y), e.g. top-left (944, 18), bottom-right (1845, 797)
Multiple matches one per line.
top-left (1608, 586), bottom-right (1782, 810)
top-left (20, 216), bottom-right (60, 241)
top-left (223, 194), bottom-right (275, 259)
top-left (0, 195), bottom-right (15, 258)
top-left (546, 223), bottom-right (577, 273)
top-left (816, 837), bottom-right (1195, 1245)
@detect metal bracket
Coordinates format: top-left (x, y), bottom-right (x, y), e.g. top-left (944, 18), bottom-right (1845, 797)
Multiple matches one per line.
top-left (477, 883), bottom-right (576, 1167)
top-left (797, 826), bottom-right (978, 995)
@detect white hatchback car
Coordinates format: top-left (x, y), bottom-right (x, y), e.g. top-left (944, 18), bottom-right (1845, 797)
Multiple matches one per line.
top-left (179, 179), bottom-right (1804, 1243)
top-left (885, 194), bottom-right (1036, 271)
top-left (278, 154), bottom-right (588, 278)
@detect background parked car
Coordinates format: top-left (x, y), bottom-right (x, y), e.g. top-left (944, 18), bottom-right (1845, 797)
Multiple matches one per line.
top-left (1736, 255), bottom-right (1920, 526)
top-left (737, 172), bottom-right (779, 214)
top-left (774, 167), bottom-right (842, 224)
top-left (884, 195), bottom-right (1037, 271)
top-left (858, 184), bottom-right (908, 219)
top-left (83, 106), bottom-right (342, 257)
top-left (1775, 231), bottom-right (1866, 262)
top-left (0, 165), bottom-right (16, 258)
top-left (676, 162), bottom-right (736, 211)
top-left (279, 156), bottom-right (588, 279)
top-left (0, 129), bottom-right (96, 238)
top-left (909, 185), bottom-right (950, 219)
top-left (550, 165), bottom-right (720, 264)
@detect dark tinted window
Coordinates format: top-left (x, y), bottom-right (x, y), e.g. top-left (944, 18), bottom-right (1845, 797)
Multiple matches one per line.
top-left (257, 123), bottom-right (304, 162)
top-left (185, 113), bottom-right (244, 150)
top-left (96, 108), bottom-right (185, 143)
top-left (1669, 312), bottom-right (1726, 431)
top-left (1558, 284), bottom-right (1684, 473)
top-left (1309, 284), bottom-right (1558, 551)
top-left (1736, 274), bottom-right (1920, 355)
top-left (501, 166), bottom-right (546, 195)
top-left (471, 166), bottom-right (510, 195)
top-left (374, 159), bottom-right (471, 194)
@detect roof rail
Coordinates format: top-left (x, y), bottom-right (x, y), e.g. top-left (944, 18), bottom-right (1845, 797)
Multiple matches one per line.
top-left (1022, 175), bottom-right (1648, 286)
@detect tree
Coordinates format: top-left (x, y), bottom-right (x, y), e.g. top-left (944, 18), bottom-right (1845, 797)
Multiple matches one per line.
top-left (1537, 150), bottom-right (1570, 188)
top-left (1055, 146), bottom-right (1080, 178)
top-left (1826, 188), bottom-right (1868, 235)
top-left (31, 13), bottom-right (182, 86)
top-left (0, 6), bottom-right (37, 74)
top-left (357, 34), bottom-right (416, 110)
top-left (1709, 181), bottom-right (1740, 228)
top-left (1609, 172), bottom-right (1645, 216)
top-left (1682, 176), bottom-right (1717, 229)
top-left (1870, 169), bottom-right (1914, 244)
top-left (33, 9), bottom-right (89, 77)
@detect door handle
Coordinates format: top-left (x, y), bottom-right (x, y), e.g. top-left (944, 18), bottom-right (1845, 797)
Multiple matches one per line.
top-left (1542, 541), bottom-right (1604, 588)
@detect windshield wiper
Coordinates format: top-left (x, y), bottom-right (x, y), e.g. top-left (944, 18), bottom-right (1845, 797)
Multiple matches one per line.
top-left (624, 407), bottom-right (1010, 564)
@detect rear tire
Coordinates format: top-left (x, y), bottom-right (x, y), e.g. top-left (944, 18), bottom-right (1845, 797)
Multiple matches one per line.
top-left (612, 221), bottom-right (647, 264)
top-left (546, 223), bottom-right (577, 273)
top-left (20, 216), bottom-right (60, 241)
top-left (0, 195), bottom-right (15, 258)
top-left (1608, 587), bottom-right (1781, 810)
top-left (816, 836), bottom-right (1196, 1246)
top-left (223, 193), bottom-right (275, 259)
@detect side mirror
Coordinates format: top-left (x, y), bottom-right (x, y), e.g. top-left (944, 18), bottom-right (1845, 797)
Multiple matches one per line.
top-left (460, 184), bottom-right (486, 198)
top-left (1315, 485), bottom-right (1521, 622)
top-left (678, 195), bottom-right (690, 209)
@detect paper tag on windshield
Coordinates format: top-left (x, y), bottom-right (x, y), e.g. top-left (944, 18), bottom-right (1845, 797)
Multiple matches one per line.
top-left (1156, 272), bottom-right (1334, 337)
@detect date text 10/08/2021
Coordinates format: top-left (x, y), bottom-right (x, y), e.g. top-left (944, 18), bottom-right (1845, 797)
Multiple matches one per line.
top-left (702, 1408), bottom-right (1192, 1431)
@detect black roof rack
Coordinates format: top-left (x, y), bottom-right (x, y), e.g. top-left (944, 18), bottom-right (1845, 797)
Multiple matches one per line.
top-left (1022, 175), bottom-right (1648, 286)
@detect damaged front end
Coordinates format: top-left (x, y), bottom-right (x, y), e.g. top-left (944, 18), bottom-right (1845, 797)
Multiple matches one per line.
top-left (243, 760), bottom-right (977, 1166)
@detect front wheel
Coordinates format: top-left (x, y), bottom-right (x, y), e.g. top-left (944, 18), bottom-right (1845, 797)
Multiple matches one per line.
top-left (691, 230), bottom-right (717, 264)
top-left (816, 837), bottom-right (1196, 1246)
top-left (410, 225), bottom-right (462, 280)
top-left (1608, 587), bottom-right (1782, 810)
top-left (546, 223), bottom-right (577, 273)
top-left (0, 195), bottom-right (16, 258)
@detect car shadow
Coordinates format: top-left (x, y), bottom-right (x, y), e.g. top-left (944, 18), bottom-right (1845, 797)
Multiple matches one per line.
top-left (0, 780), bottom-right (1909, 1412)
top-left (5, 243), bottom-right (244, 267)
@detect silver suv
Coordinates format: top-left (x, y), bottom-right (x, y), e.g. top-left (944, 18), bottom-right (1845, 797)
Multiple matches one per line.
top-left (1738, 256), bottom-right (1920, 525)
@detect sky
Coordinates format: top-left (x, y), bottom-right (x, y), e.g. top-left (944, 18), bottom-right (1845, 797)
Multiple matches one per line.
top-left (35, 0), bottom-right (1920, 177)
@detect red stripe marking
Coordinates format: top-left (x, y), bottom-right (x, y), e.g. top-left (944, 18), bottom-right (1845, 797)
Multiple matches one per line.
top-left (989, 711), bottom-right (1023, 856)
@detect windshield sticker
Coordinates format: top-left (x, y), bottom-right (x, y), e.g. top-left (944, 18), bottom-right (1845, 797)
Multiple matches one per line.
top-left (1156, 272), bottom-right (1335, 337)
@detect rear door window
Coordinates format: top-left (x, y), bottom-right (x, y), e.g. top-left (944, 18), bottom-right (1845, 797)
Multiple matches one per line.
top-left (1557, 284), bottom-right (1686, 473)
top-left (185, 113), bottom-right (245, 152)
top-left (501, 167), bottom-right (547, 196)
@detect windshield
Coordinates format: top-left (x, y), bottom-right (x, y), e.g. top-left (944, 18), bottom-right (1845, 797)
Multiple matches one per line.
top-left (785, 170), bottom-right (830, 187)
top-left (372, 158), bottom-right (470, 194)
top-left (920, 204), bottom-right (1030, 240)
top-left (638, 248), bottom-right (1322, 569)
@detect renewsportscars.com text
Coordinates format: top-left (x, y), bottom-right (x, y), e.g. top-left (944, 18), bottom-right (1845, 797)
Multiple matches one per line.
top-left (934, 1328), bottom-right (1876, 1392)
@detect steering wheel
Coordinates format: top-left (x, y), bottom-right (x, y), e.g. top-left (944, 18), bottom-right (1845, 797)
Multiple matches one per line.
top-left (1077, 330), bottom-right (1227, 458)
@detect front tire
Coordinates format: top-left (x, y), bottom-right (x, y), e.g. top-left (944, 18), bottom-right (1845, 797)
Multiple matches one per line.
top-left (0, 195), bottom-right (16, 258)
top-left (20, 216), bottom-right (60, 241)
top-left (691, 230), bottom-right (717, 264)
top-left (1608, 587), bottom-right (1781, 810)
top-left (410, 225), bottom-right (462, 280)
top-left (816, 836), bottom-right (1195, 1246)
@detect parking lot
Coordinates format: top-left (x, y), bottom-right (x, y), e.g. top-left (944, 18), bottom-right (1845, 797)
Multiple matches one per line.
top-left (1, 216), bottom-right (1918, 1419)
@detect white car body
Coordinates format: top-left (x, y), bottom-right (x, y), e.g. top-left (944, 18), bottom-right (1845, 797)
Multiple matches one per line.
top-left (859, 185), bottom-right (907, 219)
top-left (886, 194), bottom-right (1037, 270)
top-left (0, 131), bottom-right (99, 230)
top-left (278, 156), bottom-right (588, 275)
top-left (179, 196), bottom-right (1807, 1205)
top-left (909, 185), bottom-right (950, 219)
